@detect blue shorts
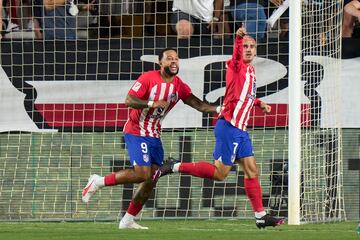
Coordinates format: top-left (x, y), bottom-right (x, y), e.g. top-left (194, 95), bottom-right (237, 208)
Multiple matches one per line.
top-left (124, 134), bottom-right (164, 167)
top-left (213, 119), bottom-right (254, 166)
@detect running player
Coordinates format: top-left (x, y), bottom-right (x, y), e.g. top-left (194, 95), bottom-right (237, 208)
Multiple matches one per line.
top-left (82, 47), bottom-right (221, 229)
top-left (154, 27), bottom-right (285, 229)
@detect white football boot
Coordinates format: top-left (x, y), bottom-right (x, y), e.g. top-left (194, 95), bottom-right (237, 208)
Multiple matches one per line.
top-left (119, 219), bottom-right (149, 230)
top-left (82, 174), bottom-right (101, 203)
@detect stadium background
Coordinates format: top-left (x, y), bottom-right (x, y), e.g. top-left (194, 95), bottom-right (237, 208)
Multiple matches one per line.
top-left (0, 0), bottom-right (359, 222)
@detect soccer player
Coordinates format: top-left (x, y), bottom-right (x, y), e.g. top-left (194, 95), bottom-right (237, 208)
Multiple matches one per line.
top-left (153, 27), bottom-right (285, 229)
top-left (81, 47), bottom-right (221, 229)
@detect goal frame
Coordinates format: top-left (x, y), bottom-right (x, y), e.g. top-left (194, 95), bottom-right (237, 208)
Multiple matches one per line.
top-left (288, 0), bottom-right (302, 225)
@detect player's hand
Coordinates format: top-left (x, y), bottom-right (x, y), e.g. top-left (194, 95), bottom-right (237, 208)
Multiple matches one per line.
top-left (152, 100), bottom-right (169, 109)
top-left (235, 27), bottom-right (246, 38)
top-left (270, 0), bottom-right (284, 7)
top-left (260, 102), bottom-right (271, 113)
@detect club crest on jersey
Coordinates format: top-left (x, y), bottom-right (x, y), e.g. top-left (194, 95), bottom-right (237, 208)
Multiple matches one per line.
top-left (169, 93), bottom-right (177, 102)
top-left (143, 154), bottom-right (149, 163)
top-left (131, 82), bottom-right (142, 92)
top-left (231, 154), bottom-right (236, 163)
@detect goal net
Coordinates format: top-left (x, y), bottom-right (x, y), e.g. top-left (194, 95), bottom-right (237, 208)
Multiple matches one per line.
top-left (298, 0), bottom-right (345, 223)
top-left (0, 0), bottom-right (345, 223)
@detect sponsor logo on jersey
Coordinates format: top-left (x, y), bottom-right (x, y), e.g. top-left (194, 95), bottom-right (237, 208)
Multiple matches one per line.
top-left (132, 82), bottom-right (142, 92)
top-left (248, 93), bottom-right (256, 100)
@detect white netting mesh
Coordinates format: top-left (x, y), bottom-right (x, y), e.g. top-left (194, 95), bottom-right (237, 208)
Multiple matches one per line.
top-left (0, 0), bottom-right (346, 222)
top-left (300, 0), bottom-right (345, 222)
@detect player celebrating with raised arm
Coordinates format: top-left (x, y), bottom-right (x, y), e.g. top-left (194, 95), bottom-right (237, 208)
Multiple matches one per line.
top-left (154, 28), bottom-right (285, 229)
top-left (81, 47), bottom-right (221, 229)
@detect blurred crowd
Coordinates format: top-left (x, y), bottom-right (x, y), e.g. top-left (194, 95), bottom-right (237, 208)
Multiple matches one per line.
top-left (0, 0), bottom-right (359, 41)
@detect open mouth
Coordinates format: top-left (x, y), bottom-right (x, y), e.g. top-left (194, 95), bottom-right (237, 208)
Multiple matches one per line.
top-left (170, 64), bottom-right (178, 71)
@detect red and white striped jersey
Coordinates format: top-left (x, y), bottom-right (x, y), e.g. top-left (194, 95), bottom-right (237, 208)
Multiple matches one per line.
top-left (219, 36), bottom-right (261, 131)
top-left (124, 70), bottom-right (192, 138)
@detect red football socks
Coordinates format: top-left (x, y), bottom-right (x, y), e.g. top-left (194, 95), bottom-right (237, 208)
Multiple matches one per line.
top-left (244, 177), bottom-right (264, 212)
top-left (127, 200), bottom-right (143, 216)
top-left (104, 173), bottom-right (117, 186)
top-left (179, 162), bottom-right (216, 179)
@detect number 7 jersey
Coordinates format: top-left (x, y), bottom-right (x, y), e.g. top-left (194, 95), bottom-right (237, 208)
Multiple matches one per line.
top-left (219, 36), bottom-right (261, 131)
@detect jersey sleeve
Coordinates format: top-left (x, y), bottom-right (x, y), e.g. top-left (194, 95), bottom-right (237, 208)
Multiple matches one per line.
top-left (128, 73), bottom-right (150, 99)
top-left (178, 80), bottom-right (192, 101)
top-left (228, 36), bottom-right (244, 71)
top-left (254, 98), bottom-right (262, 107)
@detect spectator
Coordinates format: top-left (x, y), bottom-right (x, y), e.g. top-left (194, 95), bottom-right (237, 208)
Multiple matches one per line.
top-left (217, 0), bottom-right (232, 38)
top-left (33, 0), bottom-right (77, 40)
top-left (170, 0), bottom-right (225, 38)
top-left (144, 0), bottom-right (155, 35)
top-left (71, 0), bottom-right (122, 39)
top-left (1, 0), bottom-right (21, 38)
top-left (20, 0), bottom-right (33, 31)
top-left (1, 0), bottom-right (41, 39)
top-left (76, 0), bottom-right (98, 38)
top-left (269, 0), bottom-right (288, 40)
top-left (343, 0), bottom-right (360, 38)
top-left (98, 0), bottom-right (122, 37)
top-left (230, 0), bottom-right (267, 42)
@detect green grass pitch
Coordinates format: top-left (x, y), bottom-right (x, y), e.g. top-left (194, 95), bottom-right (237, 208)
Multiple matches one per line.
top-left (0, 220), bottom-right (358, 240)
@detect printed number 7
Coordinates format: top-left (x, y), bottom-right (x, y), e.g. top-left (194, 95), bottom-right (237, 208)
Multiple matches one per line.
top-left (233, 142), bottom-right (238, 154)
top-left (232, 142), bottom-right (238, 163)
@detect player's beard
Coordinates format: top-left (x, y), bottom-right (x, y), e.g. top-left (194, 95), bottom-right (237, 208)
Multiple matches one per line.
top-left (164, 66), bottom-right (179, 76)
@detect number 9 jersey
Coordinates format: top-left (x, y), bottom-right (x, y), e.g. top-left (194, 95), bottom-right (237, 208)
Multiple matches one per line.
top-left (123, 70), bottom-right (192, 138)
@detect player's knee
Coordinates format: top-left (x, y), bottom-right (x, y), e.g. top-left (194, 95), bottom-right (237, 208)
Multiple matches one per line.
top-left (242, 157), bottom-right (260, 178)
top-left (142, 173), bottom-right (152, 182)
top-left (135, 170), bottom-right (152, 182)
top-left (213, 170), bottom-right (228, 181)
top-left (245, 167), bottom-right (259, 179)
top-left (214, 175), bottom-right (226, 181)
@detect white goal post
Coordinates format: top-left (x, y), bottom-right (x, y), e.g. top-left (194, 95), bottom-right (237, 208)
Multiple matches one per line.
top-left (288, 0), bottom-right (302, 225)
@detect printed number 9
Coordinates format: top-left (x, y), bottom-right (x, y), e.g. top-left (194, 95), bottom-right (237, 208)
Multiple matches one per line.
top-left (141, 142), bottom-right (148, 153)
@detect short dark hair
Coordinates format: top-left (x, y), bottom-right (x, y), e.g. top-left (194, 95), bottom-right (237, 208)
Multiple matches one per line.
top-left (158, 47), bottom-right (177, 62)
top-left (244, 35), bottom-right (257, 44)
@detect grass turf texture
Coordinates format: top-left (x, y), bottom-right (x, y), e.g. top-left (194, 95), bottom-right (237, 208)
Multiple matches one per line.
top-left (0, 220), bottom-right (357, 240)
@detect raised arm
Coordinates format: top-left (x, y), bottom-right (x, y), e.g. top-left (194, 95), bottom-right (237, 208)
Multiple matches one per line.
top-left (229, 27), bottom-right (247, 69)
top-left (183, 94), bottom-right (219, 114)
